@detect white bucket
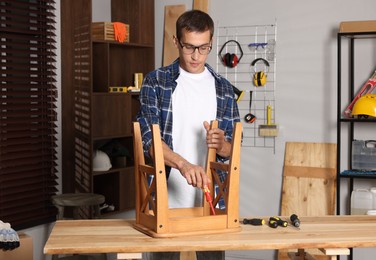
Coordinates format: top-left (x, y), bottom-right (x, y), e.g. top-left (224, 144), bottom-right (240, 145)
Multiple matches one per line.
top-left (351, 189), bottom-right (373, 215)
top-left (371, 187), bottom-right (376, 209)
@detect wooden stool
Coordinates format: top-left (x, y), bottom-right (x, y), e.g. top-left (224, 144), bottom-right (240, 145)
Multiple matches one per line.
top-left (51, 193), bottom-right (106, 260)
top-left (132, 120), bottom-right (243, 238)
top-left (52, 193), bottom-right (105, 220)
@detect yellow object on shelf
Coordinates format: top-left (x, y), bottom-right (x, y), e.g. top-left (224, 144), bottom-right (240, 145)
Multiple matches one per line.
top-left (109, 86), bottom-right (128, 93)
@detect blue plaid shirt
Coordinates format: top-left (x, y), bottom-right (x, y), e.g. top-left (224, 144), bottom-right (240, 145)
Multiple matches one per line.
top-left (136, 59), bottom-right (240, 174)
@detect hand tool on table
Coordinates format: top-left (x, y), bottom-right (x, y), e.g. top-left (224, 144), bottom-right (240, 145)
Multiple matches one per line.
top-left (203, 186), bottom-right (216, 215)
top-left (290, 214), bottom-right (301, 227)
top-left (243, 218), bottom-right (265, 225)
top-left (259, 104), bottom-right (278, 137)
top-left (244, 91), bottom-right (256, 123)
top-left (269, 216), bottom-right (288, 227)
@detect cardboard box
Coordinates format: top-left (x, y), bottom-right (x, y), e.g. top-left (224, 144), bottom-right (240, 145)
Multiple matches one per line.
top-left (339, 20), bottom-right (376, 33)
top-left (0, 233), bottom-right (33, 260)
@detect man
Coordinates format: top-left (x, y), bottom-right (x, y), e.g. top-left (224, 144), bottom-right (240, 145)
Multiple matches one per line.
top-left (137, 9), bottom-right (240, 260)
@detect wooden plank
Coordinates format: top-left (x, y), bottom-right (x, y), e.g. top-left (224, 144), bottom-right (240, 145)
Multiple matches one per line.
top-left (163, 5), bottom-right (186, 66)
top-left (117, 252), bottom-right (142, 259)
top-left (319, 248), bottom-right (350, 256)
top-left (283, 166), bottom-right (336, 179)
top-left (193, 0), bottom-right (209, 13)
top-left (284, 142), bottom-right (337, 168)
top-left (279, 142), bottom-right (337, 260)
top-left (281, 142), bottom-right (337, 216)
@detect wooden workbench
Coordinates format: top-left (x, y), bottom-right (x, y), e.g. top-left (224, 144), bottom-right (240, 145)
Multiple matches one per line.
top-left (44, 215), bottom-right (376, 256)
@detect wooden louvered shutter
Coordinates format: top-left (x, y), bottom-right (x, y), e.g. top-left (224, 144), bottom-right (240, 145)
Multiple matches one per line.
top-left (0, 0), bottom-right (58, 230)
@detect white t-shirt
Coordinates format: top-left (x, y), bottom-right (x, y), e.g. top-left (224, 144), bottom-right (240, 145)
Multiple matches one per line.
top-left (168, 67), bottom-right (217, 208)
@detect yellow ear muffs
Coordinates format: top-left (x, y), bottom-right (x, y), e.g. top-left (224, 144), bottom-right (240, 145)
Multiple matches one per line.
top-left (251, 58), bottom-right (269, 87)
top-left (253, 71), bottom-right (267, 87)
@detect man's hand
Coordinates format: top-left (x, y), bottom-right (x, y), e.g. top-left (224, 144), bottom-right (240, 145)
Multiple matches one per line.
top-left (177, 160), bottom-right (209, 188)
top-left (152, 142), bottom-right (210, 189)
top-left (203, 121), bottom-right (231, 158)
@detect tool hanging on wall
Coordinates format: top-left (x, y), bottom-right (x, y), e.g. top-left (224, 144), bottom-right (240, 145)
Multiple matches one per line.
top-left (232, 84), bottom-right (245, 103)
top-left (259, 104), bottom-right (278, 137)
top-left (251, 58), bottom-right (269, 87)
top-left (244, 91), bottom-right (256, 123)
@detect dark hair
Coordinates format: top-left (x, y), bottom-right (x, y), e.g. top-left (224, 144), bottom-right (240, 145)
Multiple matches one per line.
top-left (176, 10), bottom-right (214, 41)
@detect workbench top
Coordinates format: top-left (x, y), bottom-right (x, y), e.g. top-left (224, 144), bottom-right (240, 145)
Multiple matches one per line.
top-left (44, 215), bottom-right (376, 255)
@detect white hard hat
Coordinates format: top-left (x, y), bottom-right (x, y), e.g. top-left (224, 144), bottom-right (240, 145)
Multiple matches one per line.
top-left (93, 150), bottom-right (112, 171)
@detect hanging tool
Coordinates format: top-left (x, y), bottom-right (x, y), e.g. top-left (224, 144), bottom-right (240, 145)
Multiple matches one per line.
top-left (244, 91), bottom-right (256, 123)
top-left (243, 218), bottom-right (265, 225)
top-left (232, 84), bottom-right (245, 103)
top-left (269, 216), bottom-right (288, 227)
top-left (203, 186), bottom-right (216, 215)
top-left (290, 214), bottom-right (301, 227)
top-left (259, 104), bottom-right (278, 137)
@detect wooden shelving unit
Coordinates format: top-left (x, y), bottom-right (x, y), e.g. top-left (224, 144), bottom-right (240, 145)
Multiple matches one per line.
top-left (61, 0), bottom-right (154, 217)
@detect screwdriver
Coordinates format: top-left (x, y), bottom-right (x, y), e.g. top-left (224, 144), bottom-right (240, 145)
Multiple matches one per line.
top-left (203, 186), bottom-right (216, 215)
top-left (243, 218), bottom-right (265, 226)
top-left (269, 216), bottom-right (288, 227)
top-left (268, 219), bottom-right (278, 228)
top-left (290, 214), bottom-right (301, 227)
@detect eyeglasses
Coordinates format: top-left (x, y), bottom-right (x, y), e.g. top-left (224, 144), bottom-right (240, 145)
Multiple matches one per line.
top-left (178, 41), bottom-right (212, 55)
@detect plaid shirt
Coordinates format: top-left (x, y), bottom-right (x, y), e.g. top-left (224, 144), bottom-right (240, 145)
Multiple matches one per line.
top-left (136, 59), bottom-right (240, 174)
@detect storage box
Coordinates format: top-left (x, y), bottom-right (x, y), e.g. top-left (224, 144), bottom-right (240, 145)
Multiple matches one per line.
top-left (0, 233), bottom-right (33, 260)
top-left (352, 140), bottom-right (376, 171)
top-left (339, 20), bottom-right (376, 33)
top-left (92, 22), bottom-right (129, 42)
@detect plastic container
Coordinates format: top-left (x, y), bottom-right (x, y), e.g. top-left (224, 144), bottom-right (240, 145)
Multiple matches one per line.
top-left (371, 187), bottom-right (376, 209)
top-left (352, 140), bottom-right (376, 171)
top-left (351, 189), bottom-right (373, 215)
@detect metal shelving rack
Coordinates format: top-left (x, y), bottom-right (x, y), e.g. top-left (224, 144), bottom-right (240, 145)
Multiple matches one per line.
top-left (337, 28), bottom-right (376, 260)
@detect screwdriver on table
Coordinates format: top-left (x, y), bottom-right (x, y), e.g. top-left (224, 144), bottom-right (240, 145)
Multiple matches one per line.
top-left (269, 216), bottom-right (288, 227)
top-left (203, 186), bottom-right (216, 215)
top-left (243, 218), bottom-right (265, 225)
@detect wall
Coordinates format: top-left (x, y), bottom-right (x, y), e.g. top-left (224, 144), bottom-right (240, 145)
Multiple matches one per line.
top-left (23, 0), bottom-right (376, 259)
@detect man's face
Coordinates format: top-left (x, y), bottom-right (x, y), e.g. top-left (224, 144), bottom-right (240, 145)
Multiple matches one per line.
top-left (174, 29), bottom-right (212, 74)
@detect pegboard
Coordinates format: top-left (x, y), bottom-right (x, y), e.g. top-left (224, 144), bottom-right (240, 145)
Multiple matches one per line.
top-left (216, 24), bottom-right (277, 150)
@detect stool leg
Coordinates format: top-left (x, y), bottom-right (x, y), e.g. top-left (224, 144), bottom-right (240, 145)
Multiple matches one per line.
top-left (94, 205), bottom-right (101, 219)
top-left (56, 205), bottom-right (64, 220)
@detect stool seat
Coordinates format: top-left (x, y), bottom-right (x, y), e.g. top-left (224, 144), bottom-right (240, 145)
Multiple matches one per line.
top-left (52, 193), bottom-right (105, 220)
top-left (52, 193), bottom-right (105, 207)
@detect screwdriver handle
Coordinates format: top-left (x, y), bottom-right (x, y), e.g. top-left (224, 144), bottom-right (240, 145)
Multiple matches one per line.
top-left (243, 218), bottom-right (265, 226)
top-left (269, 216), bottom-right (288, 227)
top-left (268, 219), bottom-right (278, 228)
top-left (290, 214), bottom-right (300, 227)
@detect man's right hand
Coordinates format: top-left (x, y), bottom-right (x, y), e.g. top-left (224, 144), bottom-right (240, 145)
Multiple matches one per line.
top-left (177, 160), bottom-right (210, 189)
top-left (150, 141), bottom-right (210, 189)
